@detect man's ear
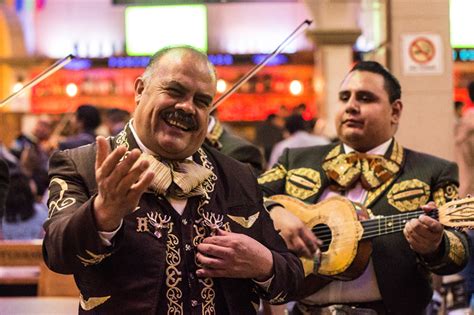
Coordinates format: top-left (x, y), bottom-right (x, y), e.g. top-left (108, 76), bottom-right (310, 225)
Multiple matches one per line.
top-left (391, 100), bottom-right (403, 125)
top-left (134, 77), bottom-right (145, 107)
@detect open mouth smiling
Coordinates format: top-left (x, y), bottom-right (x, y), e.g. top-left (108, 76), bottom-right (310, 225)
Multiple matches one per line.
top-left (161, 110), bottom-right (198, 132)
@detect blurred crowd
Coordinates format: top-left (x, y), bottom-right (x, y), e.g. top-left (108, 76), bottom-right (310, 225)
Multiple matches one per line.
top-left (0, 105), bottom-right (130, 240)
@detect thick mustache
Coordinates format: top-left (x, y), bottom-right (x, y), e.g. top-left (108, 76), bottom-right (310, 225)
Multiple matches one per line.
top-left (162, 109), bottom-right (198, 131)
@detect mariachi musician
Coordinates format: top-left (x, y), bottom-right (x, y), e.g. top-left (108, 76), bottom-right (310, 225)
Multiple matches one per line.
top-left (258, 61), bottom-right (469, 314)
top-left (206, 113), bottom-right (264, 175)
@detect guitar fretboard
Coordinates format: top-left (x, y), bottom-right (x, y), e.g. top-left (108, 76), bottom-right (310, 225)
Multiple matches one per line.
top-left (360, 209), bottom-right (438, 239)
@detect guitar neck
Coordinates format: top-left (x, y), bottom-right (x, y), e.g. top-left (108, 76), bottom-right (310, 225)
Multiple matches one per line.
top-left (360, 209), bottom-right (438, 240)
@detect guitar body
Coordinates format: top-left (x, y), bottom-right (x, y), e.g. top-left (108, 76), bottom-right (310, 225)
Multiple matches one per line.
top-left (270, 195), bottom-right (372, 284)
top-left (270, 194), bottom-right (474, 296)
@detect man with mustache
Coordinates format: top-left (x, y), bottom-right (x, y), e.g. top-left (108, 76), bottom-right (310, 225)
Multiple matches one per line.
top-left (258, 61), bottom-right (469, 314)
top-left (43, 46), bottom-right (303, 314)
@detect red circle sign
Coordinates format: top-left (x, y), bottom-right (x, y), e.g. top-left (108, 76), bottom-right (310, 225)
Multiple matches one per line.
top-left (409, 37), bottom-right (435, 64)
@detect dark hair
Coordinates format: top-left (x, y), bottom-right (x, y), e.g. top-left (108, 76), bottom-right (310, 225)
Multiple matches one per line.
top-left (4, 172), bottom-right (35, 223)
top-left (285, 114), bottom-right (306, 134)
top-left (143, 45), bottom-right (216, 83)
top-left (76, 104), bottom-right (101, 130)
top-left (350, 61), bottom-right (401, 103)
top-left (266, 113), bottom-right (277, 121)
top-left (455, 101), bottom-right (464, 111)
top-left (105, 108), bottom-right (130, 123)
top-left (468, 81), bottom-right (474, 102)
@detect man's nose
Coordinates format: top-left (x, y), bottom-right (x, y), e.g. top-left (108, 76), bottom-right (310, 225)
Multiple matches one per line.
top-left (345, 96), bottom-right (360, 113)
top-left (175, 98), bottom-right (196, 114)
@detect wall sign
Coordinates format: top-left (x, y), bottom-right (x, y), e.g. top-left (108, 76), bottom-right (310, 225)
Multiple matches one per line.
top-left (402, 33), bottom-right (444, 75)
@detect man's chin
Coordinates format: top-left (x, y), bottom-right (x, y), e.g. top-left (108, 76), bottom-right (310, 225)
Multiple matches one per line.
top-left (155, 144), bottom-right (198, 160)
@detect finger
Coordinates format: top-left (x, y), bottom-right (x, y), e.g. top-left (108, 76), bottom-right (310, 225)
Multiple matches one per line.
top-left (290, 237), bottom-right (313, 258)
top-left (421, 201), bottom-right (437, 210)
top-left (409, 217), bottom-right (441, 240)
top-left (97, 145), bottom-right (128, 179)
top-left (202, 235), bottom-right (229, 247)
top-left (95, 136), bottom-right (110, 170)
top-left (128, 171), bottom-right (155, 200)
top-left (115, 159), bottom-right (151, 195)
top-left (197, 243), bottom-right (230, 260)
top-left (419, 215), bottom-right (443, 233)
top-left (196, 252), bottom-right (226, 269)
top-left (298, 228), bottom-right (318, 255)
top-left (106, 149), bottom-right (142, 184)
top-left (196, 268), bottom-right (226, 278)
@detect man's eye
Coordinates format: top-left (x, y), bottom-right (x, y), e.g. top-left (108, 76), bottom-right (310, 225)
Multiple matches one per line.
top-left (167, 88), bottom-right (182, 96)
top-left (195, 99), bottom-right (210, 108)
top-left (358, 95), bottom-right (374, 102)
top-left (339, 94), bottom-right (350, 102)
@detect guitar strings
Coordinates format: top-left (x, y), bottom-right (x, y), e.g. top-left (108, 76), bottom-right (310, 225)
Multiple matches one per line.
top-left (309, 210), bottom-right (426, 239)
top-left (314, 220), bottom-right (411, 249)
top-left (310, 211), bottom-right (436, 248)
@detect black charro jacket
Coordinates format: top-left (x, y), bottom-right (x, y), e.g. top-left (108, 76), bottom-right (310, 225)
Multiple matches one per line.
top-left (43, 125), bottom-right (303, 314)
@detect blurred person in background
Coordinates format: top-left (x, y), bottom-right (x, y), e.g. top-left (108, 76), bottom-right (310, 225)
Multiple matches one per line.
top-left (11, 116), bottom-right (53, 201)
top-left (57, 104), bottom-right (102, 150)
top-left (206, 112), bottom-right (264, 175)
top-left (255, 113), bottom-right (286, 167)
top-left (292, 103), bottom-right (307, 116)
top-left (11, 116), bottom-right (53, 169)
top-left (454, 100), bottom-right (464, 122)
top-left (104, 108), bottom-right (130, 136)
top-left (454, 89), bottom-right (474, 308)
top-left (1, 171), bottom-right (47, 240)
top-left (0, 158), bottom-right (9, 220)
top-left (267, 114), bottom-right (330, 169)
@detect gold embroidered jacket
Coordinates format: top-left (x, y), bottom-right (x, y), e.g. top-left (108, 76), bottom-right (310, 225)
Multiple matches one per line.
top-left (43, 126), bottom-right (303, 314)
top-left (258, 140), bottom-right (470, 314)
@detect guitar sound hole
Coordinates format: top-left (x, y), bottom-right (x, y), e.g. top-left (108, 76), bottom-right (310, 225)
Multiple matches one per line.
top-left (312, 223), bottom-right (331, 252)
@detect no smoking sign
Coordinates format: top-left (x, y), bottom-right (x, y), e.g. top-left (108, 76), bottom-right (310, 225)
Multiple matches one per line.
top-left (402, 33), bottom-right (443, 75)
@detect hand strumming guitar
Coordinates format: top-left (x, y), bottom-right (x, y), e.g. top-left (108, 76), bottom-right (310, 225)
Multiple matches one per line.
top-left (403, 202), bottom-right (444, 256)
top-left (269, 205), bottom-right (322, 259)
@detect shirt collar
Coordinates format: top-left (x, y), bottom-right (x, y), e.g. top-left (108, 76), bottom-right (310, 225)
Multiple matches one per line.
top-left (343, 138), bottom-right (393, 156)
top-left (207, 116), bottom-right (216, 133)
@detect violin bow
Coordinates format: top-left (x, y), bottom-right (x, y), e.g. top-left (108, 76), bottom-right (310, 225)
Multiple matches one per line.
top-left (0, 20), bottom-right (312, 110)
top-left (0, 54), bottom-right (75, 108)
top-left (210, 19), bottom-right (313, 111)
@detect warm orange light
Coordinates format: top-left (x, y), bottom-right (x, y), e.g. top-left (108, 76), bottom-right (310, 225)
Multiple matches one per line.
top-left (289, 80), bottom-right (303, 95)
top-left (216, 79), bottom-right (227, 93)
top-left (66, 83), bottom-right (78, 97)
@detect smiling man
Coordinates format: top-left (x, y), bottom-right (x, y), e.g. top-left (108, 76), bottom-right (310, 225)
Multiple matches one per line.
top-left (43, 46), bottom-right (303, 314)
top-left (258, 61), bottom-right (469, 314)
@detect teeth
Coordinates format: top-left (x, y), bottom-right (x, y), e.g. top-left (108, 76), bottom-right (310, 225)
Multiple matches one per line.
top-left (167, 119), bottom-right (188, 130)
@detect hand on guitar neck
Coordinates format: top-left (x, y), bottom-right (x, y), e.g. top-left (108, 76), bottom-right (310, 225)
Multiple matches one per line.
top-left (403, 201), bottom-right (444, 257)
